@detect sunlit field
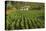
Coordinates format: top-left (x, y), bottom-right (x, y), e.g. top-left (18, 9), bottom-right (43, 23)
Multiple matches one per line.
top-left (5, 1), bottom-right (45, 30)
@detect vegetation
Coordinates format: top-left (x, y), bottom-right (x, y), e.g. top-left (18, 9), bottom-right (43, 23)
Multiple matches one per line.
top-left (5, 1), bottom-right (45, 30)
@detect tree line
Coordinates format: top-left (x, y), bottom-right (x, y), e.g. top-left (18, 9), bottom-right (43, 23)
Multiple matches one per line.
top-left (5, 1), bottom-right (44, 10)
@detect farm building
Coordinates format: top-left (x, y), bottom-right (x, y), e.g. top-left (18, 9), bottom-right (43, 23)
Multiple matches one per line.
top-left (20, 6), bottom-right (30, 11)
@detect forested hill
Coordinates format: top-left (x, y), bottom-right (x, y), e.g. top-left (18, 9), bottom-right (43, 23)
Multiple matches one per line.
top-left (5, 1), bottom-right (44, 10)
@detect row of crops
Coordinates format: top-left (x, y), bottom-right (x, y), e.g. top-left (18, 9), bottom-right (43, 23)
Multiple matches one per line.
top-left (5, 12), bottom-right (44, 30)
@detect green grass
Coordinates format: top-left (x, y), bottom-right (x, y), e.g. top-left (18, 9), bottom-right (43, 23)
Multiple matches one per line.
top-left (5, 10), bottom-right (44, 30)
